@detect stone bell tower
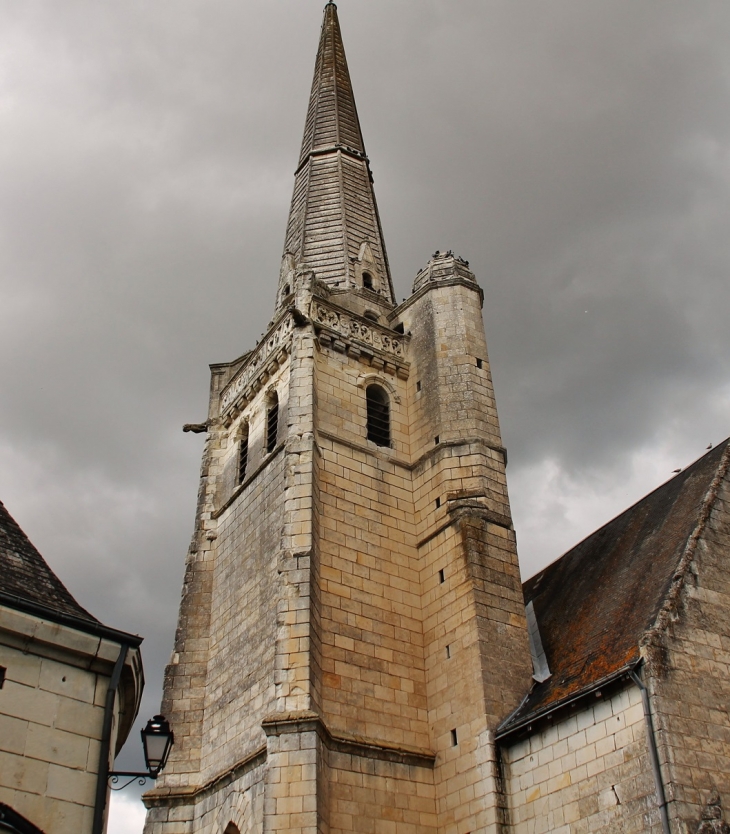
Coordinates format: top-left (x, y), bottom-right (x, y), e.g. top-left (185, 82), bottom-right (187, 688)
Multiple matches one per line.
top-left (144, 4), bottom-right (532, 833)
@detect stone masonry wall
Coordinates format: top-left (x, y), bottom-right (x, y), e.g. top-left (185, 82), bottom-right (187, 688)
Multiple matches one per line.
top-left (0, 620), bottom-right (136, 834)
top-left (0, 643), bottom-right (104, 832)
top-left (502, 684), bottom-right (661, 833)
top-left (400, 273), bottom-right (532, 833)
top-left (143, 761), bottom-right (266, 834)
top-left (200, 451), bottom-right (285, 782)
top-left (200, 368), bottom-right (291, 783)
top-left (314, 344), bottom-right (430, 750)
top-left (327, 751), bottom-right (437, 833)
top-left (650, 467), bottom-right (730, 832)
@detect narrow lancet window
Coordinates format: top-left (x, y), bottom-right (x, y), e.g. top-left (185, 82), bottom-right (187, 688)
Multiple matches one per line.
top-left (366, 384), bottom-right (390, 446)
top-left (237, 425), bottom-right (249, 485)
top-left (266, 392), bottom-right (279, 453)
top-left (362, 271), bottom-right (373, 290)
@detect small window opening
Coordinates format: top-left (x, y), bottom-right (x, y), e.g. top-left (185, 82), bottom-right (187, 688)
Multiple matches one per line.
top-left (450, 729), bottom-right (458, 746)
top-left (476, 358), bottom-right (483, 369)
top-left (238, 426), bottom-right (249, 485)
top-left (438, 569), bottom-right (445, 584)
top-left (266, 393), bottom-right (279, 453)
top-left (364, 310), bottom-right (379, 322)
top-left (0, 666), bottom-right (5, 689)
top-left (283, 284), bottom-right (291, 297)
top-left (224, 825), bottom-right (241, 834)
top-left (416, 380), bottom-right (421, 392)
top-left (366, 384), bottom-right (390, 446)
top-left (362, 271), bottom-right (373, 290)
top-left (434, 436), bottom-right (440, 445)
top-left (435, 497), bottom-right (441, 509)
top-left (394, 322), bottom-right (405, 334)
top-left (445, 645), bottom-right (451, 659)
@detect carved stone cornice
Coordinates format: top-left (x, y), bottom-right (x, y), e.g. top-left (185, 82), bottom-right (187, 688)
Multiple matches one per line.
top-left (312, 300), bottom-right (409, 378)
top-left (219, 312), bottom-right (295, 417)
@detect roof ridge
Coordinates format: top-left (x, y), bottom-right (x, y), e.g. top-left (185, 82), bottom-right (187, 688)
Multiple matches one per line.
top-left (640, 440), bottom-right (730, 674)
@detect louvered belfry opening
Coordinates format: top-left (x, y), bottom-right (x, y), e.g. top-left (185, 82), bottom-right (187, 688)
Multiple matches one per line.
top-left (366, 385), bottom-right (390, 447)
top-left (238, 426), bottom-right (249, 485)
top-left (266, 393), bottom-right (279, 454)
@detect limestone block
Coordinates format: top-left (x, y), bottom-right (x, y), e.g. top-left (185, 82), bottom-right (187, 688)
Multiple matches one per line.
top-left (2, 753), bottom-right (49, 794)
top-left (0, 713), bottom-right (28, 755)
top-left (24, 723), bottom-right (90, 769)
top-left (46, 762), bottom-right (96, 806)
top-left (0, 646), bottom-right (41, 687)
top-left (39, 657), bottom-right (97, 703)
top-left (0, 679), bottom-right (58, 725)
top-left (55, 696), bottom-right (104, 739)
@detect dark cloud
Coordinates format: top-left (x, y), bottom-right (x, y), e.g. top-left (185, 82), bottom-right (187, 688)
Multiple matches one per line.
top-left (1, 2), bottom-right (729, 826)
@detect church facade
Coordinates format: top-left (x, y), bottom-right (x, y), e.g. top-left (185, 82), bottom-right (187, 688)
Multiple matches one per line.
top-left (143, 5), bottom-right (730, 833)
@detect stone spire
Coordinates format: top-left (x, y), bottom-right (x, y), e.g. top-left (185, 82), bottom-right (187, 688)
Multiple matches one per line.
top-left (278, 2), bottom-right (394, 306)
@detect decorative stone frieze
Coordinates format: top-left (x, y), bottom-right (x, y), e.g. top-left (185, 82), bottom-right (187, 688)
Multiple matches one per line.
top-left (312, 301), bottom-right (409, 378)
top-left (313, 302), bottom-right (404, 356)
top-left (220, 313), bottom-right (294, 414)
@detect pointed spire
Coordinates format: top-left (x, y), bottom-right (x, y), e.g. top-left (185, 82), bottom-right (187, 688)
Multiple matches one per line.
top-left (278, 2), bottom-right (394, 307)
top-left (297, 1), bottom-right (365, 165)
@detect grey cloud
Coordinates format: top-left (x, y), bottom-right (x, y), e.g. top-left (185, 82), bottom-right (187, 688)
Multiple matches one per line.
top-left (1, 0), bottom-right (729, 795)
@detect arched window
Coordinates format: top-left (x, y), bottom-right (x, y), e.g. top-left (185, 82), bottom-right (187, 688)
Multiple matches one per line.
top-left (224, 825), bottom-right (240, 834)
top-left (366, 384), bottom-right (390, 446)
top-left (282, 284), bottom-right (290, 298)
top-left (362, 271), bottom-right (373, 290)
top-left (266, 391), bottom-right (279, 453)
top-left (237, 424), bottom-right (249, 485)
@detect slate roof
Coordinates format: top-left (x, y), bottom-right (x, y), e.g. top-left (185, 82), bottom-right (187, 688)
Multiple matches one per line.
top-left (283, 2), bottom-right (394, 299)
top-left (0, 499), bottom-right (97, 623)
top-left (499, 438), bottom-right (730, 736)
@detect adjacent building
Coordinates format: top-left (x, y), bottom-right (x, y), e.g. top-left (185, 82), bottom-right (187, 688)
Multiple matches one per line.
top-left (0, 500), bottom-right (144, 834)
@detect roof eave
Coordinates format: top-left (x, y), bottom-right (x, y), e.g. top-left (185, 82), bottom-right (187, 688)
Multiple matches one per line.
top-left (496, 661), bottom-right (641, 742)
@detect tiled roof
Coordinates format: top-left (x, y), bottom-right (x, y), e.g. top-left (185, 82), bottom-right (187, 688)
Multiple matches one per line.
top-left (283, 2), bottom-right (393, 299)
top-left (500, 438), bottom-right (730, 735)
top-left (0, 500), bottom-right (97, 623)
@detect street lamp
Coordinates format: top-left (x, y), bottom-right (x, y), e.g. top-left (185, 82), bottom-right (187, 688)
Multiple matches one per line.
top-left (141, 715), bottom-right (175, 777)
top-left (109, 714), bottom-right (174, 790)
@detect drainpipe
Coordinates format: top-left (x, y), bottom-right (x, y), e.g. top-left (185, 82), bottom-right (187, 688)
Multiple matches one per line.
top-left (629, 669), bottom-right (670, 834)
top-left (92, 643), bottom-right (129, 834)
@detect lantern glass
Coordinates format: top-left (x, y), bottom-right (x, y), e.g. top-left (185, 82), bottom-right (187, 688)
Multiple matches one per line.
top-left (141, 715), bottom-right (174, 776)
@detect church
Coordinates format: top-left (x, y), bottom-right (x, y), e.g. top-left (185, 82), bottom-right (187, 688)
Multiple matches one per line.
top-left (143, 4), bottom-right (730, 833)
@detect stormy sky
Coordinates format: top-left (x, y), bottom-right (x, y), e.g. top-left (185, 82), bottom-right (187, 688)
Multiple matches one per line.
top-left (1, 2), bottom-right (729, 829)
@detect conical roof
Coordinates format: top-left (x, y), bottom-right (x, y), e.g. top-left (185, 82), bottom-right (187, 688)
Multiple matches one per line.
top-left (280, 2), bottom-right (394, 303)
